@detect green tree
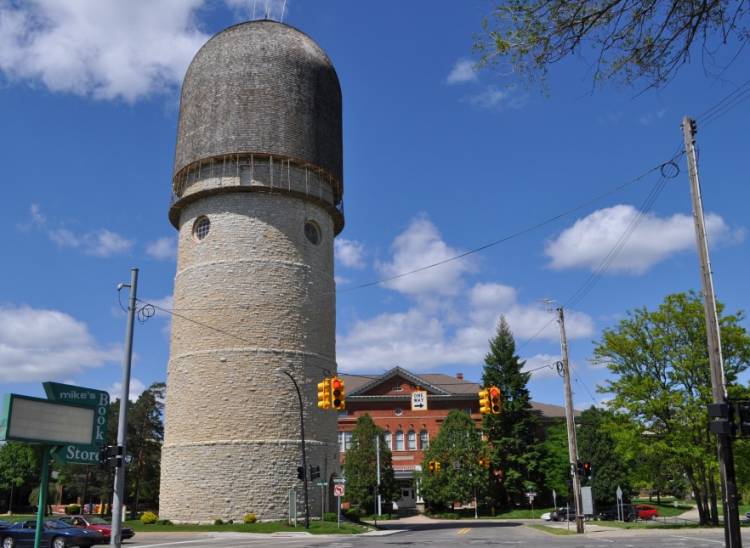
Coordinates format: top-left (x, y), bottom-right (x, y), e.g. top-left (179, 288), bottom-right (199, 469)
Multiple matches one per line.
top-left (342, 414), bottom-right (397, 515)
top-left (0, 442), bottom-right (37, 513)
top-left (481, 316), bottom-right (545, 510)
top-left (476, 1), bottom-right (749, 91)
top-left (594, 291), bottom-right (750, 525)
top-left (126, 382), bottom-right (165, 518)
top-left (577, 407), bottom-right (632, 509)
top-left (420, 410), bottom-right (487, 512)
top-left (538, 422), bottom-right (569, 504)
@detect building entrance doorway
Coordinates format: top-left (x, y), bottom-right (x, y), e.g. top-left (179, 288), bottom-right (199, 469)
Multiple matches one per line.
top-left (397, 486), bottom-right (416, 509)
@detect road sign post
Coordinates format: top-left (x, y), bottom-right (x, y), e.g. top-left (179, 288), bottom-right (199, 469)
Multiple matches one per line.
top-left (333, 482), bottom-right (345, 529)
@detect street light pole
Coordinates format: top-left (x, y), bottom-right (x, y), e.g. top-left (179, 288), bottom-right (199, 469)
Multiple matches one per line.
top-left (281, 370), bottom-right (310, 529)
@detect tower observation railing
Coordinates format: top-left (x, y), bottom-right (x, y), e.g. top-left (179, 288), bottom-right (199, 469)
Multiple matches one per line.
top-left (170, 152), bottom-right (344, 219)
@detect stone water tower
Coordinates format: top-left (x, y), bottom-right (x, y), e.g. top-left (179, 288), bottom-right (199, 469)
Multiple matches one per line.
top-left (160, 20), bottom-right (344, 522)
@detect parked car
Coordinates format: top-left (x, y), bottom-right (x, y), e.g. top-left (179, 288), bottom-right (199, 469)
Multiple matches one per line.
top-left (550, 507), bottom-right (572, 521)
top-left (57, 516), bottom-right (135, 542)
top-left (0, 520), bottom-right (104, 548)
top-left (540, 511), bottom-right (552, 521)
top-left (0, 523), bottom-right (10, 531)
top-left (633, 504), bottom-right (659, 520)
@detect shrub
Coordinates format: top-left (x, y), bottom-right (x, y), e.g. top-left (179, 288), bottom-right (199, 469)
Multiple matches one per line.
top-left (344, 508), bottom-right (362, 521)
top-left (243, 513), bottom-right (257, 524)
top-left (323, 512), bottom-right (338, 522)
top-left (140, 511), bottom-right (158, 525)
top-left (226, 519), bottom-right (234, 524)
top-left (213, 519), bottom-right (224, 525)
top-left (156, 519), bottom-right (173, 526)
top-left (65, 504), bottom-right (81, 515)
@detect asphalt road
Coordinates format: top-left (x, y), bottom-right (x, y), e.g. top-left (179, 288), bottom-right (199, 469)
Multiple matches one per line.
top-left (124, 520), bottom-right (740, 548)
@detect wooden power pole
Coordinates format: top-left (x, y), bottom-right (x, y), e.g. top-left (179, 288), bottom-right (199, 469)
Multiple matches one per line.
top-left (682, 116), bottom-right (742, 548)
top-left (557, 307), bottom-right (584, 534)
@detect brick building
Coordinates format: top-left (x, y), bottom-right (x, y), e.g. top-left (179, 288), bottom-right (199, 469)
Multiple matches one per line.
top-left (337, 366), bottom-right (568, 511)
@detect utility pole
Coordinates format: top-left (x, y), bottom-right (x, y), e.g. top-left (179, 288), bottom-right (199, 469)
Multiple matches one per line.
top-left (111, 268), bottom-right (138, 548)
top-left (682, 116), bottom-right (742, 548)
top-left (375, 434), bottom-right (382, 518)
top-left (557, 307), bottom-right (584, 534)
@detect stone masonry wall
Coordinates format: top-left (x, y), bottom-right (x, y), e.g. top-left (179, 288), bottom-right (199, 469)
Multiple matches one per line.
top-left (159, 192), bottom-right (340, 522)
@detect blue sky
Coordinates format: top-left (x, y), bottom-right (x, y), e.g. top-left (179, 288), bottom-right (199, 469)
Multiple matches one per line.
top-left (1, 0), bottom-right (748, 410)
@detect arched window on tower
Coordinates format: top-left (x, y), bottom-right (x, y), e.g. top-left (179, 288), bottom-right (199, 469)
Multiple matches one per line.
top-left (395, 430), bottom-right (404, 451)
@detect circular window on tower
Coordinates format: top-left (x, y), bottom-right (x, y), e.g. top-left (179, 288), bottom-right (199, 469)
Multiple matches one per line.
top-left (193, 216), bottom-right (210, 241)
top-left (304, 220), bottom-right (321, 245)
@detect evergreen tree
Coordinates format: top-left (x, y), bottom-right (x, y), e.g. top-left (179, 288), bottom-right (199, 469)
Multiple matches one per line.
top-left (481, 316), bottom-right (545, 510)
top-left (420, 410), bottom-right (487, 512)
top-left (576, 407), bottom-right (632, 509)
top-left (538, 422), bottom-right (569, 504)
top-left (342, 414), bottom-right (397, 515)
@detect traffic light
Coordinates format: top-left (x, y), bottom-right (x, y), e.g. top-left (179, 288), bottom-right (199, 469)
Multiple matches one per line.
top-left (583, 462), bottom-right (592, 479)
top-left (576, 460), bottom-right (584, 477)
top-left (297, 466), bottom-right (306, 481)
top-left (488, 386), bottom-right (502, 415)
top-left (478, 389), bottom-right (491, 414)
top-left (427, 460), bottom-right (441, 474)
top-left (331, 376), bottom-right (345, 410)
top-left (317, 378), bottom-right (331, 409)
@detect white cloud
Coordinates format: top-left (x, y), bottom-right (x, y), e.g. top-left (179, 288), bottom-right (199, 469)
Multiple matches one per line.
top-left (334, 238), bottom-right (366, 269)
top-left (545, 205), bottom-right (743, 274)
top-left (146, 236), bottom-right (177, 261)
top-left (0, 305), bottom-right (120, 382)
top-left (108, 377), bottom-right (146, 402)
top-left (225, 0), bottom-right (288, 20)
top-left (463, 85), bottom-right (527, 111)
top-left (446, 59), bottom-right (477, 84)
top-left (376, 215), bottom-right (475, 298)
top-left (337, 219), bottom-right (594, 372)
top-left (49, 227), bottom-right (133, 257)
top-left (0, 0), bottom-right (210, 102)
top-left (27, 205), bottom-right (133, 257)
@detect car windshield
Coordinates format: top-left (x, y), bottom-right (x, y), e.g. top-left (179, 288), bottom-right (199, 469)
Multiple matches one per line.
top-left (44, 520), bottom-right (70, 530)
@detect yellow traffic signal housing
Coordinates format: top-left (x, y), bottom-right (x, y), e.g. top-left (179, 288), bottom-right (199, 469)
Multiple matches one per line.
top-left (428, 461), bottom-right (435, 473)
top-left (479, 457), bottom-right (490, 469)
top-left (331, 376), bottom-right (345, 410)
top-left (435, 461), bottom-right (441, 473)
top-left (478, 388), bottom-right (491, 414)
top-left (317, 378), bottom-right (331, 409)
top-left (489, 386), bottom-right (502, 415)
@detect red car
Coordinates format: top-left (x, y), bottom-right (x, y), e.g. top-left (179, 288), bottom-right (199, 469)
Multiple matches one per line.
top-left (633, 504), bottom-right (659, 520)
top-left (58, 516), bottom-right (135, 542)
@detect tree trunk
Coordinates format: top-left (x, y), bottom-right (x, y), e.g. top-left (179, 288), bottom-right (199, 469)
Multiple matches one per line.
top-left (686, 469), bottom-right (707, 524)
top-left (709, 473), bottom-right (719, 527)
top-left (8, 484), bottom-right (14, 514)
top-left (656, 490), bottom-right (661, 504)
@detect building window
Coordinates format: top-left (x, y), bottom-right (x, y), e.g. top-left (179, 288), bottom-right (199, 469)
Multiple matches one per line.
top-left (394, 408), bottom-right (403, 417)
top-left (419, 430), bottom-right (429, 450)
top-left (394, 383), bottom-right (403, 392)
top-left (407, 430), bottom-right (416, 450)
top-left (383, 431), bottom-right (392, 450)
top-left (304, 220), bottom-right (321, 245)
top-left (339, 431), bottom-right (352, 453)
top-left (395, 430), bottom-right (404, 451)
top-left (193, 216), bottom-right (210, 241)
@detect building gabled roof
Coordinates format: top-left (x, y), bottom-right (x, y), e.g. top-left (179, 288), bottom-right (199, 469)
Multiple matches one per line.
top-left (338, 366), bottom-right (574, 419)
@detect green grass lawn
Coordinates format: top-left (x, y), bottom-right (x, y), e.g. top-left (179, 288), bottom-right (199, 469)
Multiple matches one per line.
top-left (527, 524), bottom-right (576, 535)
top-left (602, 520), bottom-right (701, 530)
top-left (2, 515), bottom-right (367, 535)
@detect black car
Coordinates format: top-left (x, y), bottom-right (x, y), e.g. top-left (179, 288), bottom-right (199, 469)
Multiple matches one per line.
top-left (0, 520), bottom-right (104, 548)
top-left (598, 504), bottom-right (636, 522)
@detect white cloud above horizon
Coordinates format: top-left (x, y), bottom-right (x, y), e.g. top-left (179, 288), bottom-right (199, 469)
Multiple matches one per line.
top-left (337, 216), bottom-right (594, 372)
top-left (335, 238), bottom-right (366, 269)
top-left (0, 305), bottom-right (120, 382)
top-left (545, 204), bottom-right (744, 274)
top-left (146, 236), bottom-right (178, 261)
top-left (446, 59), bottom-right (477, 84)
top-left (463, 85), bottom-right (527, 111)
top-left (108, 377), bottom-right (146, 402)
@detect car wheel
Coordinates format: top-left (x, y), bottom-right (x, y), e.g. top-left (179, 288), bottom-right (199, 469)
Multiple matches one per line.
top-left (2, 537), bottom-right (15, 548)
top-left (51, 537), bottom-right (67, 548)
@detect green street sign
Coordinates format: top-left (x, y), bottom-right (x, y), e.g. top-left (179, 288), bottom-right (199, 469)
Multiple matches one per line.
top-left (43, 382), bottom-right (110, 465)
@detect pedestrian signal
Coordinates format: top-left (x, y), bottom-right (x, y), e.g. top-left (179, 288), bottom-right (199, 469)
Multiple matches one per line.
top-left (331, 377), bottom-right (345, 410)
top-left (583, 461), bottom-right (592, 479)
top-left (478, 389), bottom-right (491, 414)
top-left (317, 378), bottom-right (331, 409)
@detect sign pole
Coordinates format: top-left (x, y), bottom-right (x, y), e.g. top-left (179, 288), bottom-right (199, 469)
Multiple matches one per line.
top-left (33, 446), bottom-right (51, 548)
top-left (337, 495), bottom-right (341, 529)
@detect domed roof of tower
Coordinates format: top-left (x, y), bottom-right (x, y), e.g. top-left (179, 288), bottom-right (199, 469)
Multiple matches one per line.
top-left (174, 20), bottom-right (342, 184)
